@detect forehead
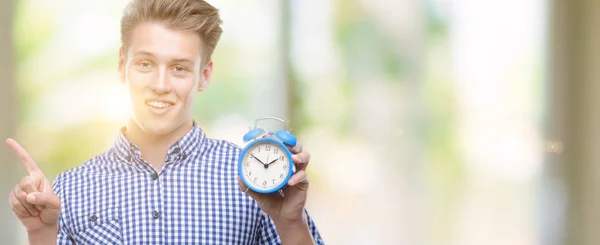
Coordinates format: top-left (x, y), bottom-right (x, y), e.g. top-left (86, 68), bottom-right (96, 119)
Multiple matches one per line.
top-left (126, 22), bottom-right (204, 62)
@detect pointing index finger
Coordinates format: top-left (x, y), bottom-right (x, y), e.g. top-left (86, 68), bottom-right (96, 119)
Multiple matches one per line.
top-left (6, 138), bottom-right (42, 175)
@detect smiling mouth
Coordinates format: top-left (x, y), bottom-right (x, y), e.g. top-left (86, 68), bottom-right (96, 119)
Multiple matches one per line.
top-left (145, 100), bottom-right (174, 109)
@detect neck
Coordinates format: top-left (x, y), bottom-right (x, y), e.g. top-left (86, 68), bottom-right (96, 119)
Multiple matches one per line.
top-left (124, 119), bottom-right (194, 171)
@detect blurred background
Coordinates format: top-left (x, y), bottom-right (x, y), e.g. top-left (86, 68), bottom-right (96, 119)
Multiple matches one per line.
top-left (0, 0), bottom-right (598, 244)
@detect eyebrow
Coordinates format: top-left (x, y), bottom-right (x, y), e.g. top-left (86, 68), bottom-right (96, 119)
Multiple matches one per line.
top-left (172, 58), bottom-right (195, 66)
top-left (133, 51), bottom-right (196, 65)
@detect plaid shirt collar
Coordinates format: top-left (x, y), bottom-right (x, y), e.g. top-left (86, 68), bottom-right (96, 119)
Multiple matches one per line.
top-left (112, 121), bottom-right (206, 167)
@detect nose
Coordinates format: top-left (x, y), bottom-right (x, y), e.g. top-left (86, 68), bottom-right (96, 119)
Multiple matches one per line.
top-left (150, 68), bottom-right (171, 94)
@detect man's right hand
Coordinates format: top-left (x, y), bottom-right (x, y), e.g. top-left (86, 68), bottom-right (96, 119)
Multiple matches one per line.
top-left (6, 138), bottom-right (61, 235)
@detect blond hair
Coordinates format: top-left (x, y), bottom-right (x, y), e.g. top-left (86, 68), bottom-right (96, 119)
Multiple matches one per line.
top-left (120, 0), bottom-right (223, 62)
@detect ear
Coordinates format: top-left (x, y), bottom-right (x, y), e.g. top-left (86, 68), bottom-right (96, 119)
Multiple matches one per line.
top-left (118, 47), bottom-right (126, 84)
top-left (198, 59), bottom-right (213, 91)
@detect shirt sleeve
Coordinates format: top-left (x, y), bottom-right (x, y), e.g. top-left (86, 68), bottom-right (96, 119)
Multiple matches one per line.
top-left (52, 174), bottom-right (74, 245)
top-left (257, 209), bottom-right (325, 245)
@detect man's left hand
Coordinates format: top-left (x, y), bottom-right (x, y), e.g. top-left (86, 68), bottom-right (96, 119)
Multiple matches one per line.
top-left (237, 141), bottom-right (311, 223)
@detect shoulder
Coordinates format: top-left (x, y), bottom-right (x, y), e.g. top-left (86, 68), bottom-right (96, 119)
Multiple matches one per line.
top-left (198, 137), bottom-right (243, 172)
top-left (53, 149), bottom-right (128, 187)
top-left (202, 137), bottom-right (242, 155)
top-left (200, 137), bottom-right (243, 164)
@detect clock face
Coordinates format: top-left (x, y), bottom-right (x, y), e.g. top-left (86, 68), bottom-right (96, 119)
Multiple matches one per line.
top-left (241, 140), bottom-right (291, 191)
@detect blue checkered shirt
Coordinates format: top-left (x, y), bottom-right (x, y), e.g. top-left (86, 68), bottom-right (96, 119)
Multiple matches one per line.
top-left (51, 124), bottom-right (324, 244)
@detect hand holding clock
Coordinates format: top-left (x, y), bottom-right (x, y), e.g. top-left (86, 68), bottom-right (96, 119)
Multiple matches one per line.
top-left (237, 118), bottom-right (316, 244)
top-left (238, 141), bottom-right (315, 244)
top-left (238, 142), bottom-right (310, 221)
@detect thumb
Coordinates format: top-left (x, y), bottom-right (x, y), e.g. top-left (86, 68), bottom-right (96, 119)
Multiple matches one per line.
top-left (27, 192), bottom-right (61, 214)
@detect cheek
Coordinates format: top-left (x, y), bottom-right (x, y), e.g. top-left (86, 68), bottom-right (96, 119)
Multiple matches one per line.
top-left (125, 68), bottom-right (155, 101)
top-left (126, 68), bottom-right (147, 88)
top-left (173, 78), bottom-right (198, 103)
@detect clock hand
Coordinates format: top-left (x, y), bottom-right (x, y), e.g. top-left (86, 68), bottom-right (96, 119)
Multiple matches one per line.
top-left (250, 153), bottom-right (267, 166)
top-left (264, 155), bottom-right (270, 169)
top-left (251, 153), bottom-right (269, 169)
top-left (266, 157), bottom-right (278, 166)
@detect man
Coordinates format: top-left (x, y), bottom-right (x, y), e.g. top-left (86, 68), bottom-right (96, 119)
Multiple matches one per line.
top-left (7, 0), bottom-right (324, 244)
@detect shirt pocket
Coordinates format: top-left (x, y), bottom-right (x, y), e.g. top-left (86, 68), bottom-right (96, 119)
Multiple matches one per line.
top-left (70, 205), bottom-right (123, 244)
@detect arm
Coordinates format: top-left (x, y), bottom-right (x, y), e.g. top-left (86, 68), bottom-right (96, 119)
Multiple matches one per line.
top-left (27, 229), bottom-right (58, 245)
top-left (27, 172), bottom-right (73, 245)
top-left (27, 174), bottom-right (72, 245)
top-left (273, 219), bottom-right (314, 245)
top-left (238, 139), bottom-right (324, 244)
top-left (258, 209), bottom-right (324, 245)
top-left (6, 139), bottom-right (62, 245)
top-left (28, 226), bottom-right (73, 245)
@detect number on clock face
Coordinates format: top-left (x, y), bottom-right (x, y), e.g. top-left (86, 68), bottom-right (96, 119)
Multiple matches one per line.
top-left (242, 141), bottom-right (290, 190)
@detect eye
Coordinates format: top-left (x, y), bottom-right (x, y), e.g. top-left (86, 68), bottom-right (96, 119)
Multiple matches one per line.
top-left (136, 61), bottom-right (153, 71)
top-left (172, 65), bottom-right (188, 74)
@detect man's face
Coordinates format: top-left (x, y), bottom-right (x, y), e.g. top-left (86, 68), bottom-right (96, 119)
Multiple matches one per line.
top-left (119, 22), bottom-right (212, 136)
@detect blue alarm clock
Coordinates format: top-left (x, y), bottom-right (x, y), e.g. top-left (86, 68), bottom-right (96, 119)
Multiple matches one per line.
top-left (238, 117), bottom-right (298, 196)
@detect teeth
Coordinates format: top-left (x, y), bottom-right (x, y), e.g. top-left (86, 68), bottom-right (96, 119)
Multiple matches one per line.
top-left (146, 101), bottom-right (172, 109)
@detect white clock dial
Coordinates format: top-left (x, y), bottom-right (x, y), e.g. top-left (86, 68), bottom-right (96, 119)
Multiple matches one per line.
top-left (241, 141), bottom-right (290, 191)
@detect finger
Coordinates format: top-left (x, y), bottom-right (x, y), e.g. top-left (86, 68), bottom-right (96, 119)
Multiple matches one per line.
top-left (9, 188), bottom-right (32, 218)
top-left (15, 184), bottom-right (41, 214)
top-left (20, 175), bottom-right (42, 194)
top-left (26, 192), bottom-right (59, 209)
top-left (287, 170), bottom-right (309, 186)
top-left (6, 138), bottom-right (42, 175)
top-left (13, 185), bottom-right (39, 216)
top-left (27, 192), bottom-right (61, 218)
top-left (292, 152), bottom-right (310, 172)
top-left (20, 176), bottom-right (45, 210)
top-left (27, 192), bottom-right (61, 225)
top-left (286, 142), bottom-right (303, 154)
top-left (292, 151), bottom-right (310, 164)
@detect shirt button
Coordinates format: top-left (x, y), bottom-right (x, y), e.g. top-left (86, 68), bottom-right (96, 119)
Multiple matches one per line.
top-left (173, 147), bottom-right (180, 154)
top-left (151, 172), bottom-right (159, 180)
top-left (89, 214), bottom-right (98, 222)
top-left (181, 152), bottom-right (188, 160)
top-left (153, 210), bottom-right (160, 219)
